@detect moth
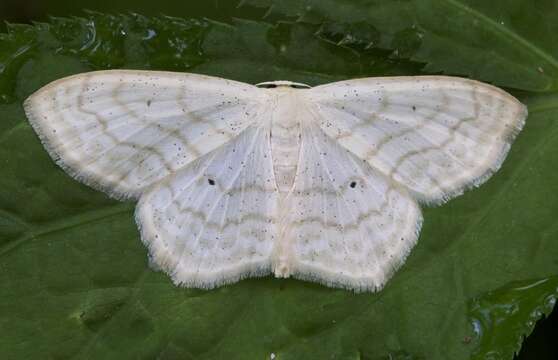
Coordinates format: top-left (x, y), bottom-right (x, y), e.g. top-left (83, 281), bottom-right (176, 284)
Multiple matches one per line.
top-left (24, 71), bottom-right (527, 292)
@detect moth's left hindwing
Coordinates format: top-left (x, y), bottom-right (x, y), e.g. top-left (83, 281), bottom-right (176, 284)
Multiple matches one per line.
top-left (137, 126), bottom-right (279, 289)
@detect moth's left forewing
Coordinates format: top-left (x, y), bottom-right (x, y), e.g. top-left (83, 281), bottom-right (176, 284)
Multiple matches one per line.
top-left (307, 76), bottom-right (527, 204)
top-left (24, 70), bottom-right (270, 200)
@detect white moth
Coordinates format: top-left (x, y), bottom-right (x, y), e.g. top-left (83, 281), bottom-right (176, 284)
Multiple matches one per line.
top-left (24, 70), bottom-right (527, 292)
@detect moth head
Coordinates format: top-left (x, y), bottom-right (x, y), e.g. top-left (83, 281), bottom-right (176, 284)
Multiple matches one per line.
top-left (256, 80), bottom-right (312, 89)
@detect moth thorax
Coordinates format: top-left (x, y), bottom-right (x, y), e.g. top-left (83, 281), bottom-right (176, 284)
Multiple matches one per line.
top-left (270, 95), bottom-right (303, 193)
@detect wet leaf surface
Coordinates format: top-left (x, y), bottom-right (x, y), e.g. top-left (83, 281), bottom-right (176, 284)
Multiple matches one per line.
top-left (469, 277), bottom-right (558, 359)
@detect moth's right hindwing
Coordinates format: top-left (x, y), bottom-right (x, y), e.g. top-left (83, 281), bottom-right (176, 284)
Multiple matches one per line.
top-left (284, 122), bottom-right (422, 292)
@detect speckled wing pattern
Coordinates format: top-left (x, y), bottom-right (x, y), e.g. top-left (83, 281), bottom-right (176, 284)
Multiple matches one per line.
top-left (24, 71), bottom-right (527, 292)
top-left (24, 70), bottom-right (265, 199)
top-left (282, 122), bottom-right (421, 291)
top-left (307, 77), bottom-right (527, 204)
top-left (137, 125), bottom-right (279, 288)
top-left (279, 76), bottom-right (526, 291)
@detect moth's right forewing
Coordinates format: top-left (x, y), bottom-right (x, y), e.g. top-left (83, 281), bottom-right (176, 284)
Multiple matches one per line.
top-left (307, 76), bottom-right (527, 205)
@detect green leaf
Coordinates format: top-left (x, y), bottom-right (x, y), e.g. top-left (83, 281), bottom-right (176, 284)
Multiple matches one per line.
top-left (0, 12), bottom-right (557, 360)
top-left (469, 277), bottom-right (558, 359)
top-left (237, 0), bottom-right (558, 92)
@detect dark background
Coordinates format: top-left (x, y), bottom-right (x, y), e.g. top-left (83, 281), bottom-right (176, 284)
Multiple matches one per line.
top-left (0, 0), bottom-right (244, 29)
top-left (1, 1), bottom-right (556, 358)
